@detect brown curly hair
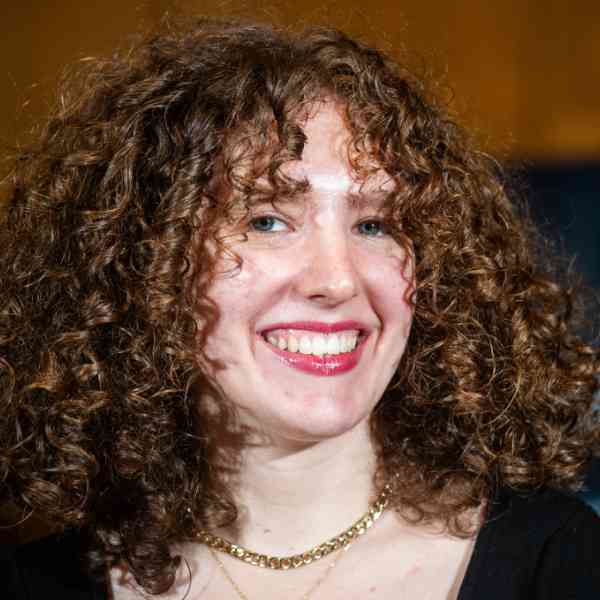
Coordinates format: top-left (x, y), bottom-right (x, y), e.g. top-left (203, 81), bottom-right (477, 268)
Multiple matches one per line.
top-left (1, 17), bottom-right (598, 594)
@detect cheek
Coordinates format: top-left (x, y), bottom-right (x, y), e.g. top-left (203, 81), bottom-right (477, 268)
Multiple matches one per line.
top-left (384, 256), bottom-right (414, 294)
top-left (203, 252), bottom-right (291, 352)
top-left (209, 252), bottom-right (287, 307)
top-left (366, 252), bottom-right (415, 335)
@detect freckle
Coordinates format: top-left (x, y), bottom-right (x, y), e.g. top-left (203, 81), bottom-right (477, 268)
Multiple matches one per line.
top-left (263, 528), bottom-right (271, 534)
top-left (369, 586), bottom-right (377, 593)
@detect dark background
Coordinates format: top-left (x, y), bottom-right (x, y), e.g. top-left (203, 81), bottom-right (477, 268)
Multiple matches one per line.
top-left (526, 163), bottom-right (599, 292)
top-left (524, 163), bottom-right (600, 511)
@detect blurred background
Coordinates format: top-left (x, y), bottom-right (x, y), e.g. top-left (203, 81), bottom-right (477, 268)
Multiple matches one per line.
top-left (1, 0), bottom-right (599, 541)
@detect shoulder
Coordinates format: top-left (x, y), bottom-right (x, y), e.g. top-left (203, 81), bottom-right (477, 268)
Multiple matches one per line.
top-left (459, 487), bottom-right (600, 600)
top-left (519, 489), bottom-right (600, 600)
top-left (1, 530), bottom-right (106, 600)
top-left (489, 486), bottom-right (600, 536)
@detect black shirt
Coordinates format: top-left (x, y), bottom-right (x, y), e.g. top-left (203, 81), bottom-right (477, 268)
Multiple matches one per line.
top-left (3, 488), bottom-right (600, 599)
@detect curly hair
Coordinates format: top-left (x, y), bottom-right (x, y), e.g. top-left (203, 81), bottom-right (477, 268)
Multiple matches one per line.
top-left (1, 17), bottom-right (598, 594)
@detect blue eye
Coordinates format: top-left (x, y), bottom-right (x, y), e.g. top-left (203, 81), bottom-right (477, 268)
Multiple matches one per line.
top-left (249, 215), bottom-right (287, 233)
top-left (357, 220), bottom-right (386, 237)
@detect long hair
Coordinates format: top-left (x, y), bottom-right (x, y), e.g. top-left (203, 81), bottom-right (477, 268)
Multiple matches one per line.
top-left (1, 17), bottom-right (598, 594)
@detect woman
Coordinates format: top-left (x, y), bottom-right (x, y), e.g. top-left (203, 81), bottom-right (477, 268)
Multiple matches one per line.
top-left (1, 18), bottom-right (599, 599)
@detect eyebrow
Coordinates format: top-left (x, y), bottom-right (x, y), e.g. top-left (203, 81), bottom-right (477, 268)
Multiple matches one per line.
top-left (239, 179), bottom-right (395, 211)
top-left (345, 191), bottom-right (390, 209)
top-left (270, 190), bottom-right (390, 213)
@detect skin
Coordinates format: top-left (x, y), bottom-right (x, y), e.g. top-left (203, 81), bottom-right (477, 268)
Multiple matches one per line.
top-left (110, 102), bottom-right (476, 600)
top-left (203, 101), bottom-right (414, 448)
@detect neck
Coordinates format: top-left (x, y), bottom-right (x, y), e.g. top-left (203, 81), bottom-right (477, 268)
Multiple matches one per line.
top-left (221, 420), bottom-right (378, 556)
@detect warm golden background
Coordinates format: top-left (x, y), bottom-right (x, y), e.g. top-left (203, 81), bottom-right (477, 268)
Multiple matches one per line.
top-left (2, 0), bottom-right (600, 160)
top-left (1, 0), bottom-right (599, 543)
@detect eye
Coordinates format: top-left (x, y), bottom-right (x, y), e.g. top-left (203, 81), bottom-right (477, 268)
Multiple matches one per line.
top-left (356, 219), bottom-right (387, 237)
top-left (249, 215), bottom-right (288, 233)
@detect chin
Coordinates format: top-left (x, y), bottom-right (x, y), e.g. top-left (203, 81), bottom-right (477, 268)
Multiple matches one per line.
top-left (250, 393), bottom-right (373, 446)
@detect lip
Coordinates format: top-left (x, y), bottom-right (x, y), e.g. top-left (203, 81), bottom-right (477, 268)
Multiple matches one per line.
top-left (257, 321), bottom-right (369, 376)
top-left (260, 320), bottom-right (368, 335)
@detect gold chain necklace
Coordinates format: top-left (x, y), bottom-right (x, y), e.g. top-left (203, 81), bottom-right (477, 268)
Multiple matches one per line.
top-left (197, 483), bottom-right (391, 570)
top-left (209, 544), bottom-right (348, 600)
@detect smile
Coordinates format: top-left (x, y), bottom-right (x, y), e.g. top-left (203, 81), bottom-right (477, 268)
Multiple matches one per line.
top-left (265, 329), bottom-right (359, 356)
top-left (259, 321), bottom-right (369, 376)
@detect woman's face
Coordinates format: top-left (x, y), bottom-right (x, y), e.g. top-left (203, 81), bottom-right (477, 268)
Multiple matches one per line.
top-left (202, 103), bottom-right (414, 446)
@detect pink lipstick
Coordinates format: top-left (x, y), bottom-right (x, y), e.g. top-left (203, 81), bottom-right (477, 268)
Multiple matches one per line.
top-left (258, 321), bottom-right (368, 376)
top-left (261, 320), bottom-right (366, 335)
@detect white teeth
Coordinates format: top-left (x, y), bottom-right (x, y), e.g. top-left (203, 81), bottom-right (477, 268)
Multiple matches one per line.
top-left (341, 336), bottom-right (349, 352)
top-left (264, 330), bottom-right (360, 356)
top-left (326, 335), bottom-right (340, 355)
top-left (299, 336), bottom-right (312, 354)
top-left (312, 335), bottom-right (326, 356)
top-left (288, 335), bottom-right (299, 353)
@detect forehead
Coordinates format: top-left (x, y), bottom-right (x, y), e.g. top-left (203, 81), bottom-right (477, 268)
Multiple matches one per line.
top-left (218, 100), bottom-right (396, 218)
top-left (281, 101), bottom-right (395, 202)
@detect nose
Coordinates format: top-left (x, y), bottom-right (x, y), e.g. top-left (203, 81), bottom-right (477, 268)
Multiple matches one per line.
top-left (295, 231), bottom-right (359, 306)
